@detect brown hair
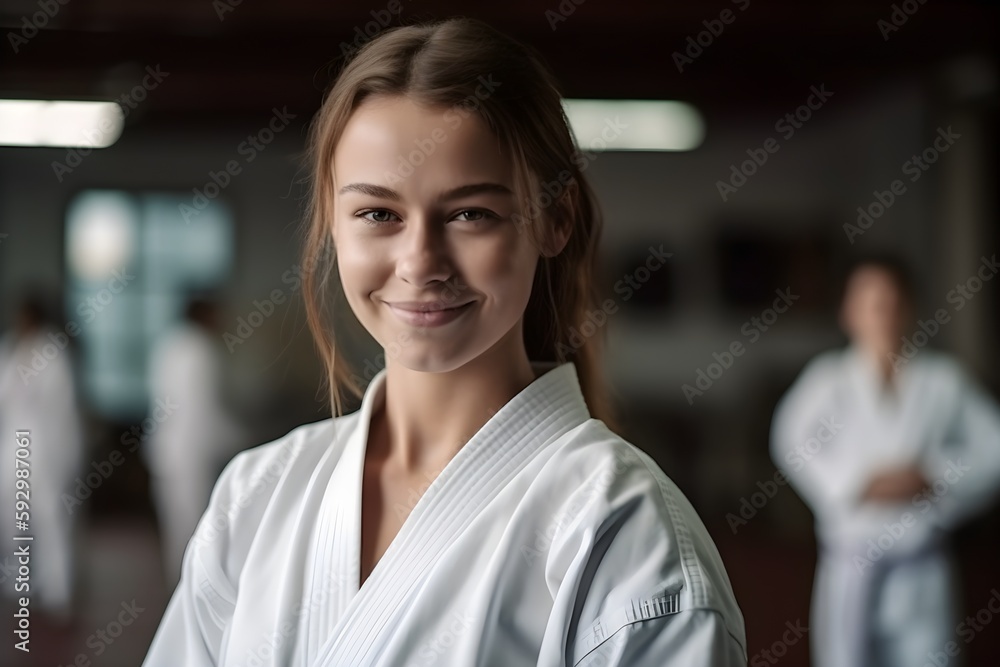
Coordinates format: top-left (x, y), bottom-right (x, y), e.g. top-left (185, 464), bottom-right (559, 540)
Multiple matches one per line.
top-left (300, 16), bottom-right (621, 434)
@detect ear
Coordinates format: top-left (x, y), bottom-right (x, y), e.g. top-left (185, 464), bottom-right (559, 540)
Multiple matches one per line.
top-left (540, 181), bottom-right (576, 258)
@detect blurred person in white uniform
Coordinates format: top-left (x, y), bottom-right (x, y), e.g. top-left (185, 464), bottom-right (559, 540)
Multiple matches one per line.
top-left (142, 17), bottom-right (747, 667)
top-left (0, 294), bottom-right (85, 625)
top-left (144, 296), bottom-right (246, 589)
top-left (771, 256), bottom-right (1000, 667)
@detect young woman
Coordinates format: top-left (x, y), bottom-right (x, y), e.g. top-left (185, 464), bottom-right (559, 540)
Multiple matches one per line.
top-left (143, 17), bottom-right (746, 666)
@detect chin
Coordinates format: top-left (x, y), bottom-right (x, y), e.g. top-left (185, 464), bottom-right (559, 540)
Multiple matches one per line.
top-left (386, 345), bottom-right (479, 374)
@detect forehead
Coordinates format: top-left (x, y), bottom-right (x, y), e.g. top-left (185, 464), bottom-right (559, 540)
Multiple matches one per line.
top-left (846, 266), bottom-right (903, 298)
top-left (333, 95), bottom-right (513, 191)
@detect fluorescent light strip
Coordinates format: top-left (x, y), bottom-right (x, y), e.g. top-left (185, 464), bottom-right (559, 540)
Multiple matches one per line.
top-left (562, 99), bottom-right (704, 151)
top-left (0, 99), bottom-right (124, 148)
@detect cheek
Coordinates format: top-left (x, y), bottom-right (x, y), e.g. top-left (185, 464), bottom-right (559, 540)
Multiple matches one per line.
top-left (334, 242), bottom-right (388, 319)
top-left (463, 233), bottom-right (537, 308)
top-left (335, 234), bottom-right (380, 286)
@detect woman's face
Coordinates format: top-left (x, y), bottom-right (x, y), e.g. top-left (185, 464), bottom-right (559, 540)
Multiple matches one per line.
top-left (331, 94), bottom-right (543, 373)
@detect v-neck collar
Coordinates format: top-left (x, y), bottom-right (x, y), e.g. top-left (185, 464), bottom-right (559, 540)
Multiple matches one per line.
top-left (842, 344), bottom-right (936, 457)
top-left (305, 359), bottom-right (590, 667)
top-left (846, 344), bottom-right (905, 408)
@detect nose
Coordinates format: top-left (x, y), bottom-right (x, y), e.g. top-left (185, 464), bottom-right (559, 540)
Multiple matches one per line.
top-left (394, 215), bottom-right (455, 288)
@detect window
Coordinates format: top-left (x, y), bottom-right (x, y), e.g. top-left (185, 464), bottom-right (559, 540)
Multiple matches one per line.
top-left (65, 190), bottom-right (233, 420)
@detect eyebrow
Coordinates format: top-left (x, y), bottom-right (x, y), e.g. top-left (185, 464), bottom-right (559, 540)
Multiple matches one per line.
top-left (337, 182), bottom-right (514, 202)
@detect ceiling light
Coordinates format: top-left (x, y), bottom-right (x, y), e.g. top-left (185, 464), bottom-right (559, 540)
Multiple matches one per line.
top-left (562, 99), bottom-right (704, 151)
top-left (0, 99), bottom-right (124, 148)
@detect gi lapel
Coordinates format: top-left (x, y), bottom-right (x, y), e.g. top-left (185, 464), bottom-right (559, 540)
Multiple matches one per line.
top-left (299, 371), bottom-right (384, 666)
top-left (893, 357), bottom-right (945, 457)
top-left (311, 360), bottom-right (591, 667)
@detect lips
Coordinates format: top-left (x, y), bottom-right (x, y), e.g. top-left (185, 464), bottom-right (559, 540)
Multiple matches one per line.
top-left (385, 300), bottom-right (475, 327)
top-left (385, 301), bottom-right (474, 313)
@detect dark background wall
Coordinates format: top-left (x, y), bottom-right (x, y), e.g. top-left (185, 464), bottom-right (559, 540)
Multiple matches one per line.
top-left (1, 1), bottom-right (998, 665)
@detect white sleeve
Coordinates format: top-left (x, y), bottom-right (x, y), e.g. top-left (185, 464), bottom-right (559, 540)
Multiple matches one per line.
top-left (556, 448), bottom-right (747, 667)
top-left (770, 358), bottom-right (868, 517)
top-left (141, 458), bottom-right (241, 666)
top-left (921, 364), bottom-right (1000, 530)
top-left (572, 608), bottom-right (745, 667)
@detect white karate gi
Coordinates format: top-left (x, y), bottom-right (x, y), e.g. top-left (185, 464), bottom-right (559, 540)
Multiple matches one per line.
top-left (145, 321), bottom-right (246, 587)
top-left (0, 328), bottom-right (84, 618)
top-left (142, 360), bottom-right (746, 666)
top-left (771, 345), bottom-right (1000, 667)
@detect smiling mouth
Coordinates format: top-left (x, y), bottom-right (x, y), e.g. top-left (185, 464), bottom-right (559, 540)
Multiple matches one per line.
top-left (386, 301), bottom-right (475, 313)
top-left (385, 300), bottom-right (475, 326)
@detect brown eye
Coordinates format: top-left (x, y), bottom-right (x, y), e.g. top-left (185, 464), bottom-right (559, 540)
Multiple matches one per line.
top-left (357, 209), bottom-right (399, 226)
top-left (453, 209), bottom-right (497, 223)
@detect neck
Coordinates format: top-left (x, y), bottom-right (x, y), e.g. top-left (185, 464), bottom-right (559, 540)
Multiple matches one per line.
top-left (376, 330), bottom-right (538, 473)
top-left (857, 342), bottom-right (898, 386)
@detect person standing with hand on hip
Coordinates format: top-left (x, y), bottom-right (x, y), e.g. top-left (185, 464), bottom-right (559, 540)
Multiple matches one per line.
top-left (771, 255), bottom-right (1000, 667)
